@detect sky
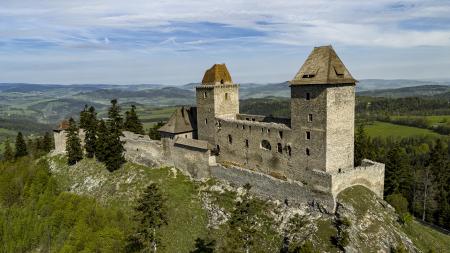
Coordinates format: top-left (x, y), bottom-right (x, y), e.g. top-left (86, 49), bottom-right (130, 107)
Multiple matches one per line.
top-left (0, 0), bottom-right (450, 85)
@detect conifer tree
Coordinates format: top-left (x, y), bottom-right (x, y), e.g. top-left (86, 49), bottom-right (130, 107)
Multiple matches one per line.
top-left (223, 184), bottom-right (259, 253)
top-left (15, 132), bottom-right (28, 158)
top-left (149, 122), bottom-right (165, 140)
top-left (42, 132), bottom-right (53, 153)
top-left (84, 106), bottom-right (97, 158)
top-left (124, 105), bottom-right (144, 134)
top-left (65, 118), bottom-right (83, 165)
top-left (105, 99), bottom-right (125, 172)
top-left (95, 120), bottom-right (108, 163)
top-left (79, 104), bottom-right (89, 129)
top-left (428, 139), bottom-right (449, 226)
top-left (128, 183), bottom-right (168, 252)
top-left (3, 139), bottom-right (14, 161)
top-left (384, 146), bottom-right (411, 196)
top-left (354, 123), bottom-right (369, 166)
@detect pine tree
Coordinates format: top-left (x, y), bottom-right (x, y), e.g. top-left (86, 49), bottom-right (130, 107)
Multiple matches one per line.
top-left (128, 183), bottom-right (168, 252)
top-left (223, 184), bottom-right (259, 253)
top-left (428, 139), bottom-right (449, 226)
top-left (65, 118), bottom-right (83, 165)
top-left (149, 122), bottom-right (165, 140)
top-left (105, 99), bottom-right (125, 172)
top-left (15, 132), bottom-right (28, 158)
top-left (190, 238), bottom-right (216, 253)
top-left (384, 146), bottom-right (411, 197)
top-left (354, 123), bottom-right (368, 166)
top-left (42, 132), bottom-right (53, 153)
top-left (124, 105), bottom-right (144, 134)
top-left (79, 104), bottom-right (89, 129)
top-left (84, 106), bottom-right (97, 158)
top-left (95, 120), bottom-right (108, 163)
top-left (3, 139), bottom-right (14, 161)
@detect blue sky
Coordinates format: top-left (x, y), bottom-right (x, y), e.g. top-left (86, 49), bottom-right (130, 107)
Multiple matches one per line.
top-left (0, 0), bottom-right (450, 84)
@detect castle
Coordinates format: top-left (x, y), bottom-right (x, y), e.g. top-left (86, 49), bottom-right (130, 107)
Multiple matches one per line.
top-left (54, 46), bottom-right (385, 212)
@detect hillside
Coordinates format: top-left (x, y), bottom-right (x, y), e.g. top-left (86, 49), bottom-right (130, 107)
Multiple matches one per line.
top-left (3, 155), bottom-right (445, 252)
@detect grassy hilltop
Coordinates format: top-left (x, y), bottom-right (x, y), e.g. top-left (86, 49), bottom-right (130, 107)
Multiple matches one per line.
top-left (1, 156), bottom-right (449, 252)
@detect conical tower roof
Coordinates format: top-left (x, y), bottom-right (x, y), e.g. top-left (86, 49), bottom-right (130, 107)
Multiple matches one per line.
top-left (290, 46), bottom-right (356, 85)
top-left (201, 64), bottom-right (233, 85)
top-left (158, 107), bottom-right (197, 134)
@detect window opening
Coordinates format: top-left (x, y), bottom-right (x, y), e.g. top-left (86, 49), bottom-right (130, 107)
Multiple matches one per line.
top-left (261, 140), bottom-right (271, 150)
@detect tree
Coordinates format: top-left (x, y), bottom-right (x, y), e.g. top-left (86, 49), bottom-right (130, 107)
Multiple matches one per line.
top-left (105, 100), bottom-right (125, 172)
top-left (223, 184), bottom-right (259, 253)
top-left (283, 214), bottom-right (309, 252)
top-left (386, 194), bottom-right (412, 224)
top-left (149, 122), bottom-right (165, 140)
top-left (95, 120), bottom-right (108, 163)
top-left (3, 139), bottom-right (14, 161)
top-left (124, 105), bottom-right (144, 135)
top-left (354, 123), bottom-right (368, 166)
top-left (384, 146), bottom-right (411, 197)
top-left (108, 99), bottom-right (123, 130)
top-left (84, 106), bottom-right (97, 158)
top-left (128, 183), bottom-right (168, 252)
top-left (15, 132), bottom-right (28, 158)
top-left (42, 132), bottom-right (53, 153)
top-left (190, 237), bottom-right (216, 253)
top-left (428, 139), bottom-right (449, 226)
top-left (65, 118), bottom-right (83, 165)
top-left (79, 104), bottom-right (89, 129)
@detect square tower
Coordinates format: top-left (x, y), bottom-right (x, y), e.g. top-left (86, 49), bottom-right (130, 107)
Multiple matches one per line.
top-left (196, 64), bottom-right (239, 146)
top-left (290, 46), bottom-right (356, 173)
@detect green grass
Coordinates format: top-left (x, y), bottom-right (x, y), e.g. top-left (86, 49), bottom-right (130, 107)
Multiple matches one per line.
top-left (403, 220), bottom-right (450, 253)
top-left (365, 121), bottom-right (442, 139)
top-left (391, 115), bottom-right (450, 125)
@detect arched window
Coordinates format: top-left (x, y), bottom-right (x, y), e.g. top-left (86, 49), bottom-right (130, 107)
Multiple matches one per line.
top-left (203, 91), bottom-right (207, 98)
top-left (261, 140), bottom-right (271, 150)
top-left (220, 79), bottom-right (224, 84)
top-left (287, 146), bottom-right (292, 156)
top-left (205, 118), bottom-right (208, 125)
top-left (306, 148), bottom-right (310, 156)
top-left (277, 143), bottom-right (282, 153)
top-left (228, 135), bottom-right (233, 144)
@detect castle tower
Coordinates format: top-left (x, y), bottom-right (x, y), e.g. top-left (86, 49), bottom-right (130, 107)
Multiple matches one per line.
top-left (290, 46), bottom-right (356, 173)
top-left (196, 64), bottom-right (239, 146)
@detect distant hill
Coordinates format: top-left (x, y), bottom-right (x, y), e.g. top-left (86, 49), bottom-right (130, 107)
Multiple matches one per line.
top-left (357, 85), bottom-right (450, 98)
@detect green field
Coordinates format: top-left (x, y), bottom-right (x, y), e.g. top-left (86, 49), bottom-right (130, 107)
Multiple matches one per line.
top-left (391, 115), bottom-right (450, 125)
top-left (365, 121), bottom-right (443, 139)
top-left (138, 106), bottom-right (176, 129)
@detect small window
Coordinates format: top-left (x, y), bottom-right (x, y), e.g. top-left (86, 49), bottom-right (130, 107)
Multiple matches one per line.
top-left (216, 145), bottom-right (220, 152)
top-left (185, 134), bottom-right (187, 138)
top-left (225, 93), bottom-right (229, 100)
top-left (302, 74), bottom-right (315, 78)
top-left (252, 118), bottom-right (255, 121)
top-left (306, 148), bottom-right (310, 156)
top-left (249, 126), bottom-right (251, 131)
top-left (245, 139), bottom-right (249, 148)
top-left (279, 131), bottom-right (283, 139)
top-left (220, 79), bottom-right (224, 84)
top-left (287, 146), bottom-right (292, 156)
top-left (306, 92), bottom-right (311, 100)
top-left (261, 128), bottom-right (264, 133)
top-left (246, 118), bottom-right (250, 121)
top-left (205, 118), bottom-right (208, 125)
top-left (277, 143), bottom-right (282, 153)
top-left (306, 131), bottom-right (311, 140)
top-left (236, 124), bottom-right (239, 128)
top-left (308, 114), bottom-right (313, 122)
top-left (228, 135), bottom-right (232, 144)
top-left (261, 140), bottom-right (271, 150)
top-left (203, 92), bottom-right (207, 98)
top-left (242, 125), bottom-right (246, 130)
top-left (267, 129), bottom-right (270, 133)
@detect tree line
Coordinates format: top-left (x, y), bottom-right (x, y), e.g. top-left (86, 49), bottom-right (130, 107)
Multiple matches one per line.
top-left (355, 123), bottom-right (450, 230)
top-left (1, 131), bottom-right (53, 162)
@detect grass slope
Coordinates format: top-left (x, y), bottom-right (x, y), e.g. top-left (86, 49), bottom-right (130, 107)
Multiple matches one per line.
top-left (365, 121), bottom-right (442, 139)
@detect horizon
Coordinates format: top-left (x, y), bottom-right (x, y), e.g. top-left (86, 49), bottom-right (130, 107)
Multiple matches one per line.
top-left (1, 1), bottom-right (450, 84)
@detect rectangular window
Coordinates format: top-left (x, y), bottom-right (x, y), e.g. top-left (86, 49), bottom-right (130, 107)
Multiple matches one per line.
top-left (306, 131), bottom-right (311, 140)
top-left (306, 92), bottom-right (311, 100)
top-left (225, 93), bottom-right (229, 100)
top-left (306, 148), bottom-right (310, 156)
top-left (279, 131), bottom-right (283, 139)
top-left (245, 139), bottom-right (249, 148)
top-left (308, 114), bottom-right (313, 122)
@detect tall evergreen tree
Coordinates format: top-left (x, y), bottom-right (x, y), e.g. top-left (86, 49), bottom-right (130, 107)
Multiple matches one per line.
top-left (42, 132), bottom-right (53, 153)
top-left (79, 104), bottom-right (89, 129)
top-left (95, 120), bottom-right (108, 163)
top-left (3, 139), bottom-right (14, 161)
top-left (223, 184), bottom-right (260, 253)
top-left (384, 146), bottom-right (411, 196)
top-left (14, 132), bottom-right (28, 158)
top-left (128, 183), bottom-right (168, 252)
top-left (149, 122), bottom-right (165, 140)
top-left (65, 118), bottom-right (83, 165)
top-left (428, 139), bottom-right (449, 226)
top-left (354, 123), bottom-right (369, 166)
top-left (105, 99), bottom-right (125, 172)
top-left (84, 106), bottom-right (97, 158)
top-left (124, 105), bottom-right (144, 134)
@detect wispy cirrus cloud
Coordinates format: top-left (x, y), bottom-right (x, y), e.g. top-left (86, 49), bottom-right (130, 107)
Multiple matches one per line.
top-left (0, 0), bottom-right (450, 83)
